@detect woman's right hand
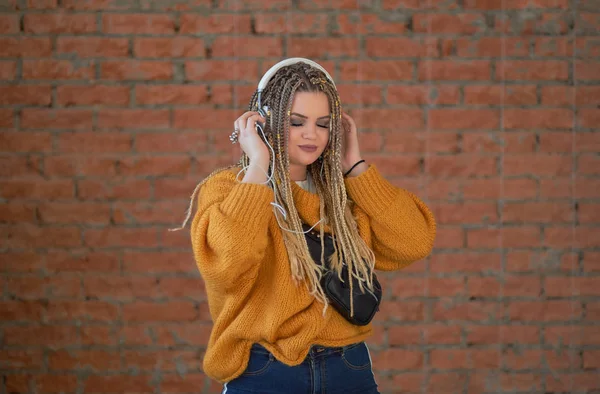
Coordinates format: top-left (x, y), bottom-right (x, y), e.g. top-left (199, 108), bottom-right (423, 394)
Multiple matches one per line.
top-left (235, 111), bottom-right (269, 166)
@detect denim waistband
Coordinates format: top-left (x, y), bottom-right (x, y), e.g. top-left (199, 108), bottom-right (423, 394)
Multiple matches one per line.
top-left (250, 342), bottom-right (363, 359)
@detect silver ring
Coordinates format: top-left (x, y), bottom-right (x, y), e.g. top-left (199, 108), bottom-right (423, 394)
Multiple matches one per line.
top-left (229, 128), bottom-right (239, 144)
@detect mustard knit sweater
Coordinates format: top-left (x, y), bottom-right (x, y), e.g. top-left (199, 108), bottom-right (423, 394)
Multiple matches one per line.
top-left (190, 164), bottom-right (436, 383)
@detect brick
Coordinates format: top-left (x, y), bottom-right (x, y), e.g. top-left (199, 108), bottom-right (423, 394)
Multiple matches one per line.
top-left (336, 13), bottom-right (408, 34)
top-left (46, 250), bottom-right (119, 273)
top-left (57, 131), bottom-right (133, 152)
top-left (134, 37), bottom-right (204, 58)
top-left (254, 13), bottom-right (327, 34)
top-left (0, 350), bottom-right (44, 370)
top-left (174, 108), bottom-right (237, 129)
top-left (61, 0), bottom-right (133, 9)
top-left (56, 37), bottom-right (129, 58)
top-left (23, 13), bottom-right (96, 33)
top-left (432, 202), bottom-right (497, 224)
top-left (467, 226), bottom-right (541, 248)
top-left (430, 252), bottom-right (501, 273)
top-left (0, 201), bottom-right (37, 223)
top-left (429, 109), bottom-right (499, 130)
top-left (44, 156), bottom-right (118, 177)
top-left (23, 60), bottom-right (95, 80)
top-left (545, 277), bottom-right (600, 297)
top-left (118, 156), bottom-right (191, 176)
top-left (288, 37), bottom-right (358, 58)
top-left (419, 60), bottom-right (491, 80)
top-left (101, 61), bottom-right (173, 80)
top-left (49, 350), bottom-right (121, 371)
top-left (383, 0), bottom-right (462, 9)
top-left (576, 61), bottom-right (600, 80)
top-left (341, 61), bottom-right (413, 81)
top-left (535, 37), bottom-right (572, 56)
top-left (579, 109), bottom-right (600, 128)
top-left (0, 109), bottom-right (13, 128)
top-left (502, 202), bottom-right (574, 223)
top-left (26, 0), bottom-right (58, 8)
top-left (135, 131), bottom-right (208, 153)
top-left (504, 155), bottom-right (572, 176)
top-left (78, 179), bottom-right (152, 200)
top-left (504, 109), bottom-right (574, 129)
top-left (428, 156), bottom-right (496, 177)
top-left (576, 13), bottom-right (600, 34)
top-left (136, 85), bottom-right (208, 105)
top-left (161, 375), bottom-right (206, 392)
top-left (466, 325), bottom-right (540, 345)
top-left (433, 300), bottom-right (501, 322)
top-left (0, 38), bottom-right (52, 57)
top-left (576, 36), bottom-right (600, 58)
top-left (185, 60), bottom-right (258, 82)
top-left (370, 348), bottom-right (423, 370)
top-left (0, 85), bottom-right (52, 105)
top-left (413, 13), bottom-right (486, 33)
top-left (336, 84), bottom-right (383, 105)
top-left (84, 227), bottom-right (158, 248)
top-left (349, 108), bottom-right (423, 129)
top-left (0, 61), bottom-right (16, 80)
top-left (509, 301), bottom-right (582, 321)
top-left (579, 154), bottom-right (600, 175)
top-left (84, 376), bottom-right (152, 393)
top-left (463, 132), bottom-right (536, 153)
top-left (102, 14), bottom-right (175, 34)
top-left (21, 109), bottom-right (93, 130)
top-left (387, 85), bottom-right (459, 105)
top-left (464, 0), bottom-right (568, 9)
top-left (0, 14), bottom-right (19, 33)
top-left (496, 61), bottom-right (569, 81)
top-left (2, 224), bottom-right (81, 248)
top-left (122, 301), bottom-right (199, 322)
top-left (180, 13), bottom-right (251, 33)
top-left (0, 301), bottom-right (45, 321)
top-left (56, 85), bottom-right (130, 106)
top-left (366, 37), bottom-right (438, 57)
top-left (456, 37), bottom-right (530, 57)
top-left (211, 36), bottom-right (282, 58)
top-left (98, 109), bottom-right (170, 129)
top-left (219, 0), bottom-right (291, 10)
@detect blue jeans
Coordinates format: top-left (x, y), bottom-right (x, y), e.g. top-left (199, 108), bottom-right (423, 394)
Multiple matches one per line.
top-left (222, 342), bottom-right (380, 394)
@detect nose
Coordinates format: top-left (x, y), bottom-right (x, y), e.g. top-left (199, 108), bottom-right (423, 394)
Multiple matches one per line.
top-left (302, 124), bottom-right (317, 140)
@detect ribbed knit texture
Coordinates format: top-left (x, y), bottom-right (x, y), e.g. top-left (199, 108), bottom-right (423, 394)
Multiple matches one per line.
top-left (190, 164), bottom-right (436, 383)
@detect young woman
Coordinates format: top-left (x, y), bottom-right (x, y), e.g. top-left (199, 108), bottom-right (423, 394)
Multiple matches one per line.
top-left (174, 58), bottom-right (436, 393)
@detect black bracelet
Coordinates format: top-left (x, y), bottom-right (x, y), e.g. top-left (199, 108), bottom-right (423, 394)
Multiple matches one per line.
top-left (344, 159), bottom-right (366, 177)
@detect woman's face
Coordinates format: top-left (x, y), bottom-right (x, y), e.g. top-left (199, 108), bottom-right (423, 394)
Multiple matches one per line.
top-left (287, 91), bottom-right (331, 170)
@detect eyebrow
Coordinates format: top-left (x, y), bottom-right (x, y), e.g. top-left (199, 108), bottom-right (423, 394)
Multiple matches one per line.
top-left (290, 112), bottom-right (330, 120)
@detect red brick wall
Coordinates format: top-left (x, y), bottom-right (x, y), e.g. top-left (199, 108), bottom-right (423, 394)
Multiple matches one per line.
top-left (1, 0), bottom-right (599, 393)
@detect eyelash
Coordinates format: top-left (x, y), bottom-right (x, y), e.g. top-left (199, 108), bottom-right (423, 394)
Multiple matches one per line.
top-left (291, 123), bottom-right (329, 129)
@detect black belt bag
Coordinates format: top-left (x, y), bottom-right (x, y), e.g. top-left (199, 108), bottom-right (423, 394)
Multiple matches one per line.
top-left (303, 224), bottom-right (382, 326)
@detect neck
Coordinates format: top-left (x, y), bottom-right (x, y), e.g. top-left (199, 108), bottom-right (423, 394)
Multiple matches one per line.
top-left (289, 163), bottom-right (307, 181)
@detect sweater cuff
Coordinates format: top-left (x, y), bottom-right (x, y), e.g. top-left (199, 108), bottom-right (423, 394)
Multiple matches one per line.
top-left (344, 164), bottom-right (399, 219)
top-left (220, 183), bottom-right (274, 229)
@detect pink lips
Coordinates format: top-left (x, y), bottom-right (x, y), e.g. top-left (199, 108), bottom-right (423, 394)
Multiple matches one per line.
top-left (299, 145), bottom-right (317, 153)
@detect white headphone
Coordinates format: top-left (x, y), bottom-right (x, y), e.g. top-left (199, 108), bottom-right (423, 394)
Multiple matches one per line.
top-left (256, 57), bottom-right (335, 117)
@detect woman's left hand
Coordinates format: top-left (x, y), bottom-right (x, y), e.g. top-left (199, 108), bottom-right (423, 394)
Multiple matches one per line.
top-left (341, 112), bottom-right (363, 175)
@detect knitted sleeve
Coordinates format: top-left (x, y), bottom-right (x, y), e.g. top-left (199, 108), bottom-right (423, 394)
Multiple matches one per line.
top-left (190, 170), bottom-right (274, 290)
top-left (344, 164), bottom-right (436, 271)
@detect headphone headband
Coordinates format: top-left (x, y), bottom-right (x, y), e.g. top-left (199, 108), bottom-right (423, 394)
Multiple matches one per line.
top-left (257, 57), bottom-right (336, 91)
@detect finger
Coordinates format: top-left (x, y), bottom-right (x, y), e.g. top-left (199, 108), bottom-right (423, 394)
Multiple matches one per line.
top-left (238, 111), bottom-right (259, 125)
top-left (245, 114), bottom-right (266, 134)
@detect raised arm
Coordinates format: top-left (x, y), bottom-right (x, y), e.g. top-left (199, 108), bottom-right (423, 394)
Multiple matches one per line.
top-left (191, 170), bottom-right (274, 291)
